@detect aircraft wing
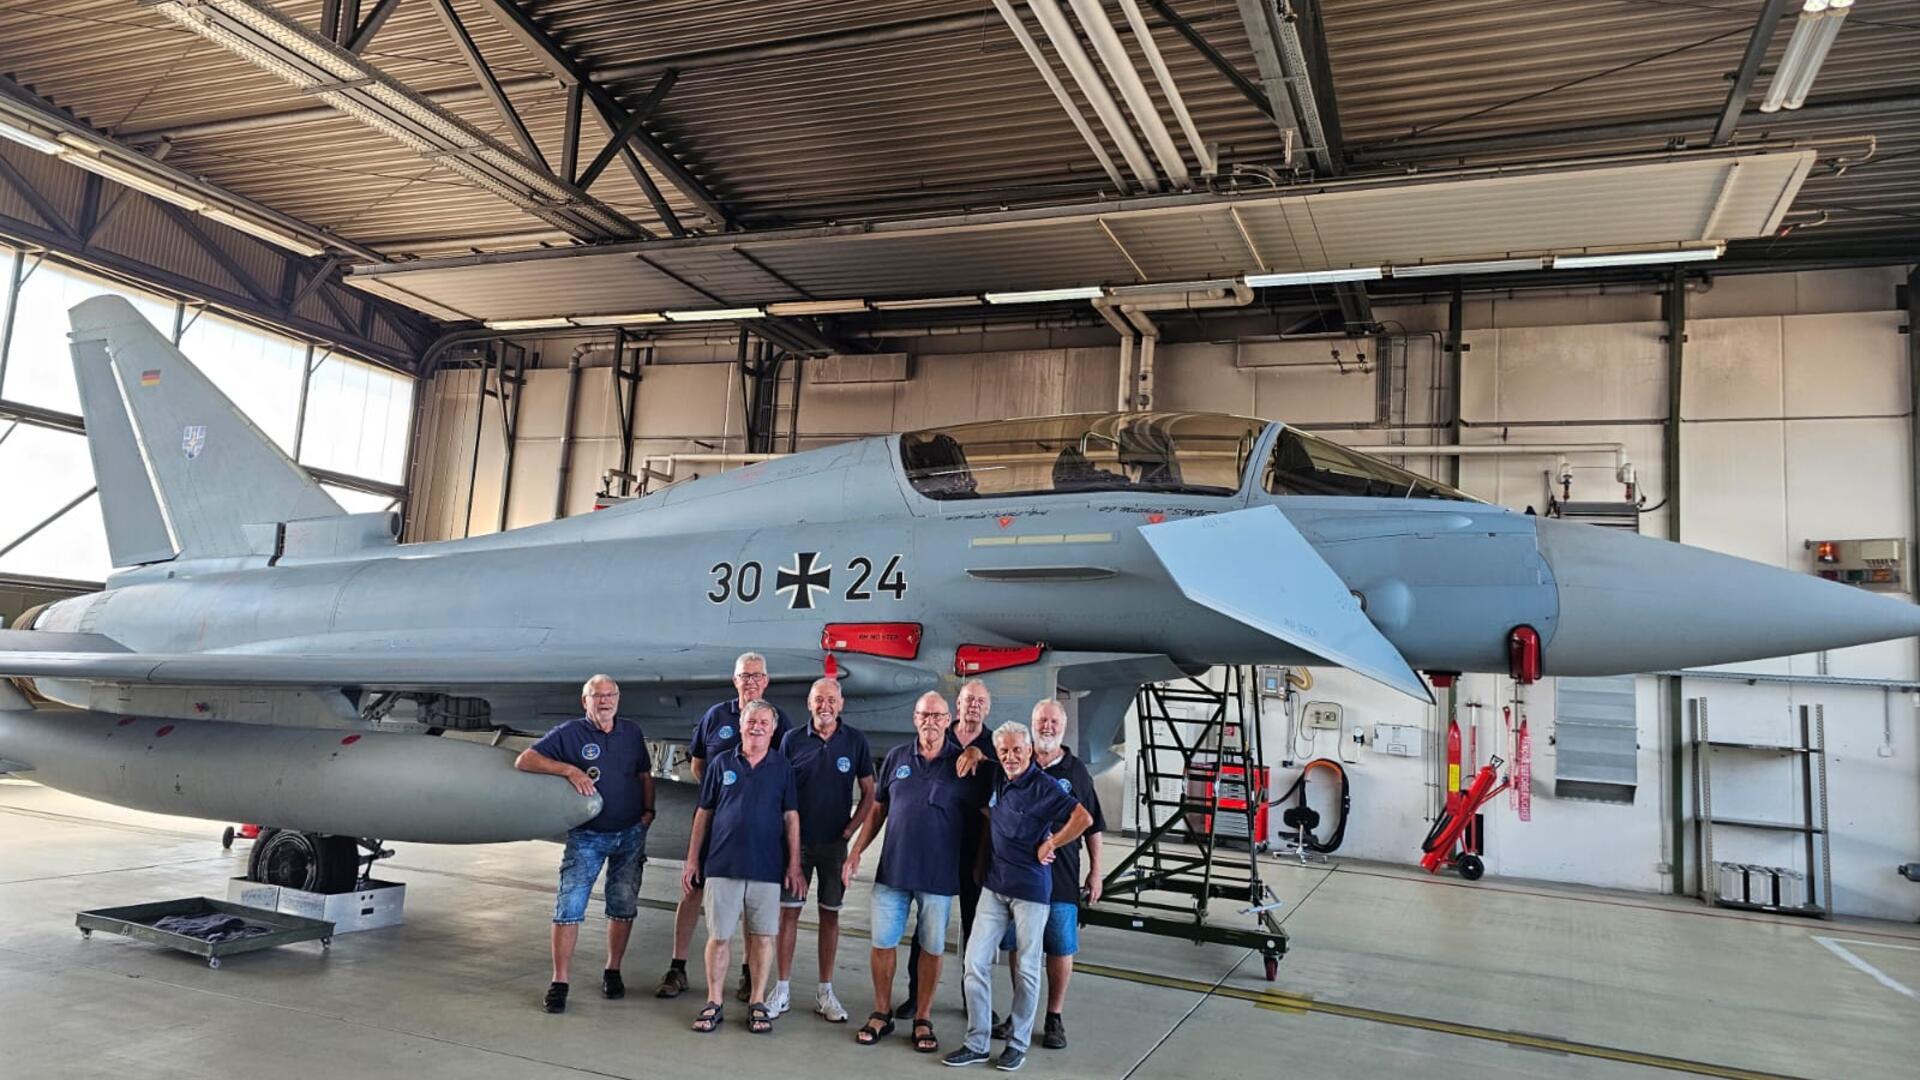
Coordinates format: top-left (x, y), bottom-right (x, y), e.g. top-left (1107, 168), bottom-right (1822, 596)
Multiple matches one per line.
top-left (0, 629), bottom-right (900, 696)
top-left (1140, 505), bottom-right (1436, 703)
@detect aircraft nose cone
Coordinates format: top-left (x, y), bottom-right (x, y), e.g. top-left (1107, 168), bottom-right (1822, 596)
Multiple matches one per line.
top-left (1534, 518), bottom-right (1920, 676)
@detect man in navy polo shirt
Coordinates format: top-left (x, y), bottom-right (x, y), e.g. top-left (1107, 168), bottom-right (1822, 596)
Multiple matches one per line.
top-left (1026, 700), bottom-right (1105, 1049)
top-left (659, 652), bottom-right (794, 1001)
top-left (844, 691), bottom-right (976, 1053)
top-left (901, 678), bottom-right (996, 1019)
top-left (945, 719), bottom-right (1092, 1072)
top-left (514, 674), bottom-right (656, 1015)
top-left (682, 699), bottom-right (802, 1035)
top-left (772, 676), bottom-right (874, 1024)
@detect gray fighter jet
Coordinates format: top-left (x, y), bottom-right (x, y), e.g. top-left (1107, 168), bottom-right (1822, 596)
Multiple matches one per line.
top-left (4, 296), bottom-right (1917, 883)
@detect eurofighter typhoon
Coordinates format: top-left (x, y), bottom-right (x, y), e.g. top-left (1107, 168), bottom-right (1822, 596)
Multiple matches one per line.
top-left (4, 296), bottom-right (1917, 884)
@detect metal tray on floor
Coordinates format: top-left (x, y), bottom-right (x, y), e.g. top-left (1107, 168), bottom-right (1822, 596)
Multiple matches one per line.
top-left (76, 896), bottom-right (335, 969)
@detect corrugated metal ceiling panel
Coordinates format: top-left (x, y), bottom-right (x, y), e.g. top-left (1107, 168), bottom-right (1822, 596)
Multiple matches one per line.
top-left (346, 151), bottom-right (1816, 320)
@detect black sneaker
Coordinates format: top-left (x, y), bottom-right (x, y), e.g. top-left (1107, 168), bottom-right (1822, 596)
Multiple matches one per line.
top-left (1040, 1013), bottom-right (1066, 1050)
top-left (543, 981), bottom-right (568, 1014)
top-left (602, 968), bottom-right (625, 999)
top-left (942, 1047), bottom-right (990, 1068)
top-left (995, 1048), bottom-right (1027, 1072)
top-left (990, 1014), bottom-right (1011, 1041)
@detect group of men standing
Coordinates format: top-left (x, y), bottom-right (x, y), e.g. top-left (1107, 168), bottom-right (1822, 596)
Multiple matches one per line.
top-left (513, 653), bottom-right (1107, 1071)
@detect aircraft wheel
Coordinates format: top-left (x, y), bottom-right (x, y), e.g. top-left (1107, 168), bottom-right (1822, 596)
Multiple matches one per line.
top-left (1457, 854), bottom-right (1485, 881)
top-left (220, 826), bottom-right (235, 850)
top-left (249, 829), bottom-right (358, 892)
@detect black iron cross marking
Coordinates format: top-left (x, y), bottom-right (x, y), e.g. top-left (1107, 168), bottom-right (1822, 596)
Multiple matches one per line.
top-left (776, 552), bottom-right (832, 610)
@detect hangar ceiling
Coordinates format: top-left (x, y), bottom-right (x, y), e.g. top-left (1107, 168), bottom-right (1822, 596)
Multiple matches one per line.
top-left (0, 0), bottom-right (1915, 347)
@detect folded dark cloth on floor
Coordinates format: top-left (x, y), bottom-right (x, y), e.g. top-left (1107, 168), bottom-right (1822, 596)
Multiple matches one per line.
top-left (150, 913), bottom-right (275, 944)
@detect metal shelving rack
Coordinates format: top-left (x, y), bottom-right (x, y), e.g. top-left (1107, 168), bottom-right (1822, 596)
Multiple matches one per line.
top-left (1690, 697), bottom-right (1832, 918)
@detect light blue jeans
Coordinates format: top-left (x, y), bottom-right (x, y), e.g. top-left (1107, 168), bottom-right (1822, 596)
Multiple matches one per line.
top-left (963, 889), bottom-right (1048, 1054)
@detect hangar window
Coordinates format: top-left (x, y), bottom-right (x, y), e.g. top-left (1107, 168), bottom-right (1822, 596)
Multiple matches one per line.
top-left (1265, 428), bottom-right (1476, 501)
top-left (901, 412), bottom-right (1264, 500)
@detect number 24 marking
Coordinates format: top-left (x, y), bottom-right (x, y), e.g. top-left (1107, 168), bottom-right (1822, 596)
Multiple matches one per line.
top-left (843, 555), bottom-right (906, 601)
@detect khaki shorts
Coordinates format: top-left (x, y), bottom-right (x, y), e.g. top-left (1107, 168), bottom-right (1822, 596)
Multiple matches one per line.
top-left (704, 876), bottom-right (781, 938)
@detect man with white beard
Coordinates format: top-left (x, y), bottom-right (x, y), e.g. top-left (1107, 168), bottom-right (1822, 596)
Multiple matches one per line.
top-left (990, 699), bottom-right (1105, 1051)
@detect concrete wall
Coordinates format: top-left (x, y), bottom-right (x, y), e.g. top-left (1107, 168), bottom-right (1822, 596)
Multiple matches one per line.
top-left (407, 267), bottom-right (1920, 919)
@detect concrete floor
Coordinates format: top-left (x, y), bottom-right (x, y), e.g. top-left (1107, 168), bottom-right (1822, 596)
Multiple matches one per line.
top-left (2, 778), bottom-right (1914, 1080)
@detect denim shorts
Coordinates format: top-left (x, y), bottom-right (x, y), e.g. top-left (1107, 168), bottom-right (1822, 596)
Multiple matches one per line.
top-left (997, 900), bottom-right (1080, 957)
top-left (870, 882), bottom-right (953, 953)
top-left (553, 823), bottom-right (646, 925)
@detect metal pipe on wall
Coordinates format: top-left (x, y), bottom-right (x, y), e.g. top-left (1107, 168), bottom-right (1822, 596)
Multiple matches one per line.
top-left (552, 354), bottom-right (582, 520)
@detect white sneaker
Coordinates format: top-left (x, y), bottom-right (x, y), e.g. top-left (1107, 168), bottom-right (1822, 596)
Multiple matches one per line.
top-left (815, 984), bottom-right (849, 1023)
top-left (766, 982), bottom-right (790, 1018)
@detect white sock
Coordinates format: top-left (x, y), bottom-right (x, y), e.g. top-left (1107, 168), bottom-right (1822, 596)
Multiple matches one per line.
top-left (818, 981), bottom-right (832, 994)
top-left (776, 979), bottom-right (790, 996)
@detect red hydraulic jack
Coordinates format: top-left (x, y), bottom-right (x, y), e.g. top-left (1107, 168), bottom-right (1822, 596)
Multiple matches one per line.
top-left (1421, 757), bottom-right (1508, 879)
top-left (1418, 626), bottom-right (1539, 880)
top-left (220, 823), bottom-right (261, 850)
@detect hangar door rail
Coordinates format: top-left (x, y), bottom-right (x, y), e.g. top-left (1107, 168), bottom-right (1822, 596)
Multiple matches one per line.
top-left (1082, 667), bottom-right (1287, 979)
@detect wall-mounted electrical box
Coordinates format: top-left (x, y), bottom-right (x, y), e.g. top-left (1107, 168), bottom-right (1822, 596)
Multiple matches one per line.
top-left (1256, 665), bottom-right (1287, 699)
top-left (1372, 723), bottom-right (1420, 756)
top-left (1303, 701), bottom-right (1343, 730)
top-left (1805, 537), bottom-right (1905, 592)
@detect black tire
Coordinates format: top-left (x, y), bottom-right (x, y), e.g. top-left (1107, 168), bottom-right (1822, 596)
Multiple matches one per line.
top-left (1262, 955), bottom-right (1279, 981)
top-left (248, 829), bottom-right (359, 892)
top-left (220, 826), bottom-right (235, 850)
top-left (1458, 853), bottom-right (1485, 881)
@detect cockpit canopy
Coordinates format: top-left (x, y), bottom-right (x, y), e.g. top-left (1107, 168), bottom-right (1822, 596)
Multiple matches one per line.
top-left (900, 412), bottom-right (1475, 502)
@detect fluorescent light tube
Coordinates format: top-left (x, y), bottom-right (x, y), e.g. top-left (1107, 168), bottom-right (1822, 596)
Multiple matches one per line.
top-left (766, 299), bottom-right (870, 316)
top-left (63, 154), bottom-right (208, 213)
top-left (571, 312), bottom-right (668, 327)
top-left (1244, 267), bottom-right (1383, 287)
top-left (664, 307), bottom-right (766, 322)
top-left (983, 286), bottom-right (1107, 303)
top-left (484, 317), bottom-right (573, 330)
top-left (1780, 0), bottom-right (1851, 110)
top-left (0, 116), bottom-right (61, 155)
top-left (199, 206), bottom-right (327, 256)
top-left (1390, 258), bottom-right (1546, 278)
top-left (1108, 278), bottom-right (1241, 296)
top-left (1552, 246), bottom-right (1723, 269)
top-left (871, 296), bottom-right (984, 310)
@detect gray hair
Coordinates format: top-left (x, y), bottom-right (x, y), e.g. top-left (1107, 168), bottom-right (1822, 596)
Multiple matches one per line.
top-left (1030, 699), bottom-right (1065, 723)
top-left (809, 677), bottom-right (843, 698)
top-left (734, 651), bottom-right (767, 675)
top-left (958, 679), bottom-right (991, 701)
top-left (992, 720), bottom-right (1032, 746)
top-left (741, 698), bottom-right (779, 722)
top-left (580, 673), bottom-right (618, 698)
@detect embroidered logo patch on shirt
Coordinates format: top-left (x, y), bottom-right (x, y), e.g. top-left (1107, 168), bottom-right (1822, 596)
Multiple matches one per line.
top-left (893, 764), bottom-right (911, 780)
top-left (723, 769), bottom-right (738, 786)
top-left (1056, 777), bottom-right (1072, 794)
top-left (717, 725), bottom-right (735, 741)
top-left (836, 756), bottom-right (851, 773)
top-left (582, 743), bottom-right (601, 761)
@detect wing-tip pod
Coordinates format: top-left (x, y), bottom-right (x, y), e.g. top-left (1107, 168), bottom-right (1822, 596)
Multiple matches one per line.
top-left (1139, 506), bottom-right (1435, 704)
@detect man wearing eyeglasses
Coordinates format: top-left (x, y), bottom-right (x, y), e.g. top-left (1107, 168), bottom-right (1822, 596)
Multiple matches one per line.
top-left (843, 691), bottom-right (981, 1054)
top-left (659, 652), bottom-right (794, 1000)
top-left (514, 674), bottom-right (656, 1014)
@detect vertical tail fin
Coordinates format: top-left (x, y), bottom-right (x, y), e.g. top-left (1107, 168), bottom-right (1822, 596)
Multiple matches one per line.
top-left (67, 296), bottom-right (340, 566)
